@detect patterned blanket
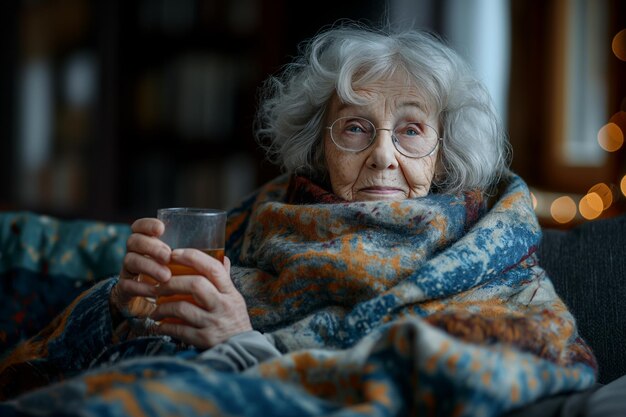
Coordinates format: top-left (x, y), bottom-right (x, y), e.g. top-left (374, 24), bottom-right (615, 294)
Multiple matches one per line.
top-left (0, 212), bottom-right (130, 355)
top-left (0, 172), bottom-right (597, 416)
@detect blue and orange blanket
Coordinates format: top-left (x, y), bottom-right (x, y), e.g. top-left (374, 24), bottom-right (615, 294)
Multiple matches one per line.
top-left (0, 171), bottom-right (597, 416)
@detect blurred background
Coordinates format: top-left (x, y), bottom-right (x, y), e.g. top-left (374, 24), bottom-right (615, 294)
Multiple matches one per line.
top-left (0, 0), bottom-right (625, 227)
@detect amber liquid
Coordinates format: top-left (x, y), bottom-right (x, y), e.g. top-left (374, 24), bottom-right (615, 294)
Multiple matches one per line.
top-left (157, 248), bottom-right (225, 306)
top-left (138, 248), bottom-right (224, 309)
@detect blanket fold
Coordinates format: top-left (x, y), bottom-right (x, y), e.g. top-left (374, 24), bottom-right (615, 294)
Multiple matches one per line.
top-left (0, 171), bottom-right (597, 417)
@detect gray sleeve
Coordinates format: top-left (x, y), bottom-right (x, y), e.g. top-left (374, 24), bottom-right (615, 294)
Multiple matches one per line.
top-left (196, 331), bottom-right (282, 372)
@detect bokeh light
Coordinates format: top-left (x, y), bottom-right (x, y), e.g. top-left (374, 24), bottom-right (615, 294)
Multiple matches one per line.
top-left (612, 29), bottom-right (626, 61)
top-left (587, 183), bottom-right (613, 210)
top-left (579, 193), bottom-right (603, 220)
top-left (550, 196), bottom-right (577, 224)
top-left (621, 175), bottom-right (626, 197)
top-left (597, 123), bottom-right (624, 152)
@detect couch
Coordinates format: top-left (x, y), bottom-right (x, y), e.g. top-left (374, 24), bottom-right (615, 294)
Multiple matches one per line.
top-left (0, 211), bottom-right (624, 384)
top-left (538, 214), bottom-right (626, 384)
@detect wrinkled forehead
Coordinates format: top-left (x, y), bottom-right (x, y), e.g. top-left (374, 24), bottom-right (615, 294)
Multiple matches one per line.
top-left (335, 66), bottom-right (438, 115)
top-left (328, 70), bottom-right (437, 116)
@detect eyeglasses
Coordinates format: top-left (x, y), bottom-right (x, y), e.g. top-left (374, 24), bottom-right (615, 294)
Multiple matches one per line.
top-left (326, 116), bottom-right (442, 159)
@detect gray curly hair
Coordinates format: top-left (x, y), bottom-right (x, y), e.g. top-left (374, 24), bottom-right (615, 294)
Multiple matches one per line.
top-left (254, 22), bottom-right (510, 194)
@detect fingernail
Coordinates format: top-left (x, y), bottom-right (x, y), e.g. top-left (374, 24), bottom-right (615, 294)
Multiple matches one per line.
top-left (158, 270), bottom-right (170, 282)
top-left (172, 249), bottom-right (184, 257)
top-left (159, 248), bottom-right (171, 262)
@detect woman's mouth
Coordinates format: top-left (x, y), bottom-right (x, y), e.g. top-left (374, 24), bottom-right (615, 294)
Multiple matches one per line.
top-left (357, 186), bottom-right (406, 199)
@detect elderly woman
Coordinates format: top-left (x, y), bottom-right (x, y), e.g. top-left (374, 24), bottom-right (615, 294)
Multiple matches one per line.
top-left (1, 23), bottom-right (623, 417)
top-left (110, 22), bottom-right (509, 350)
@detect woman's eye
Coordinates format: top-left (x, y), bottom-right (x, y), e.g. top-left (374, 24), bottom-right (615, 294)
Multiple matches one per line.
top-left (346, 123), bottom-right (368, 135)
top-left (400, 123), bottom-right (423, 137)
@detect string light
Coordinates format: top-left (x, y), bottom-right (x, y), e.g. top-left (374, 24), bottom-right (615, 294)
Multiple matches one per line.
top-left (579, 193), bottom-right (603, 220)
top-left (588, 183), bottom-right (613, 210)
top-left (550, 196), bottom-right (577, 224)
top-left (612, 28), bottom-right (626, 61)
top-left (597, 122), bottom-right (624, 152)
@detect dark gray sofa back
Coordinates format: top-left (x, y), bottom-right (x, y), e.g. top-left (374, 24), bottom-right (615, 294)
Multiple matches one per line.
top-left (538, 215), bottom-right (626, 384)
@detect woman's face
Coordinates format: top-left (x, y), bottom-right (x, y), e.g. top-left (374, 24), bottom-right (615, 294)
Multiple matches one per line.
top-left (323, 72), bottom-right (440, 201)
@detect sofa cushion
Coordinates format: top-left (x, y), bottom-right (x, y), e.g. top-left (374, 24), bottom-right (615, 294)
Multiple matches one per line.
top-left (538, 215), bottom-right (626, 384)
top-left (0, 212), bottom-right (131, 357)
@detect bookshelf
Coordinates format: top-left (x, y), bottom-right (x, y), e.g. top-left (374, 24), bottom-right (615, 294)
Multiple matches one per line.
top-left (2, 0), bottom-right (290, 222)
top-left (114, 0), bottom-right (275, 219)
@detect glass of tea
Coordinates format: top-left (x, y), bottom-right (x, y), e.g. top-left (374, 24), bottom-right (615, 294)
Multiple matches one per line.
top-left (139, 208), bottom-right (226, 308)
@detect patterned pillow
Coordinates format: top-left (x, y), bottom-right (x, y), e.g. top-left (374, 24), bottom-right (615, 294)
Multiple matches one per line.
top-left (0, 211), bottom-right (131, 357)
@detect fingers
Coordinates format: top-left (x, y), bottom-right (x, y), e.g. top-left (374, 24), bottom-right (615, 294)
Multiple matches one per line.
top-left (125, 233), bottom-right (171, 265)
top-left (224, 256), bottom-right (231, 274)
top-left (122, 252), bottom-right (171, 283)
top-left (150, 301), bottom-right (208, 328)
top-left (131, 218), bottom-right (165, 237)
top-left (121, 242), bottom-right (253, 350)
top-left (170, 249), bottom-right (233, 292)
top-left (121, 217), bottom-right (171, 282)
top-left (152, 305), bottom-right (253, 349)
top-left (156, 275), bottom-right (218, 307)
top-left (155, 321), bottom-right (215, 346)
top-left (116, 276), bottom-right (158, 299)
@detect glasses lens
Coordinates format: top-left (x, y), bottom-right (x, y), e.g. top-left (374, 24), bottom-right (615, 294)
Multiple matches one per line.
top-left (330, 117), bottom-right (375, 152)
top-left (393, 122), bottom-right (439, 157)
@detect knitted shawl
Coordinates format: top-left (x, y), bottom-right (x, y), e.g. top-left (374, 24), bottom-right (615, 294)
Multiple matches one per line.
top-left (0, 171), bottom-right (597, 417)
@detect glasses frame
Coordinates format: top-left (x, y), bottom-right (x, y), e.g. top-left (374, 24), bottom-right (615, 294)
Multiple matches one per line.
top-left (326, 116), bottom-right (442, 159)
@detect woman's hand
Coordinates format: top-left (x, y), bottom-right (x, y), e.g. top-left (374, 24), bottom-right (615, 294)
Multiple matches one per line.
top-left (110, 218), bottom-right (172, 318)
top-left (149, 249), bottom-right (252, 349)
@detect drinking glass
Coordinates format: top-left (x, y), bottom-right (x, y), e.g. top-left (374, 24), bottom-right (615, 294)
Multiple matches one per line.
top-left (139, 208), bottom-right (226, 306)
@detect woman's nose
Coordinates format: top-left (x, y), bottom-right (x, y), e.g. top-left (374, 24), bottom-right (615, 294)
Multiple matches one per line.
top-left (366, 128), bottom-right (399, 170)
